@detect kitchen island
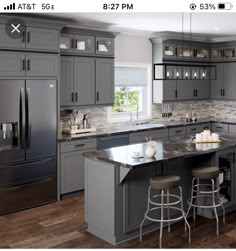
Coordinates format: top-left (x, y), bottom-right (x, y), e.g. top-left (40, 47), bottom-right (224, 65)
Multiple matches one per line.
top-left (84, 134), bottom-right (236, 245)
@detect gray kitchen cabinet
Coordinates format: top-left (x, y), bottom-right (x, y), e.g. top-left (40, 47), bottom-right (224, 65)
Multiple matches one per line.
top-left (60, 56), bottom-right (95, 107)
top-left (129, 128), bottom-right (168, 144)
top-left (25, 27), bottom-right (59, 51)
top-left (176, 80), bottom-right (194, 100)
top-left (95, 58), bottom-right (114, 105)
top-left (186, 123), bottom-right (211, 135)
top-left (97, 134), bottom-right (129, 150)
top-left (74, 57), bottom-right (95, 105)
top-left (229, 124), bottom-right (236, 134)
top-left (60, 138), bottom-right (96, 194)
top-left (169, 126), bottom-right (186, 137)
top-left (61, 151), bottom-right (85, 194)
top-left (153, 80), bottom-right (177, 103)
top-left (0, 24), bottom-right (25, 49)
top-left (212, 122), bottom-right (229, 133)
top-left (60, 33), bottom-right (74, 53)
top-left (96, 37), bottom-right (114, 56)
top-left (194, 80), bottom-right (210, 99)
top-left (74, 35), bottom-right (95, 54)
top-left (224, 62), bottom-right (236, 100)
top-left (122, 165), bottom-right (162, 233)
top-left (211, 63), bottom-right (225, 99)
top-left (0, 52), bottom-right (25, 77)
top-left (60, 57), bottom-right (74, 106)
top-left (163, 80), bottom-right (177, 101)
top-left (25, 54), bottom-right (59, 77)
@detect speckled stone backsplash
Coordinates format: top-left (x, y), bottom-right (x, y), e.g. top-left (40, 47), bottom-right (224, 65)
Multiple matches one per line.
top-left (60, 100), bottom-right (218, 130)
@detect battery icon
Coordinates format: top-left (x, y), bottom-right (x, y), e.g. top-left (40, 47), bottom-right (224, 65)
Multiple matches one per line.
top-left (218, 2), bottom-right (233, 9)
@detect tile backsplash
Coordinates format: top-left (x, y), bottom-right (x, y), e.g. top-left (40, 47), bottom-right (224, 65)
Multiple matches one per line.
top-left (60, 100), bottom-right (219, 130)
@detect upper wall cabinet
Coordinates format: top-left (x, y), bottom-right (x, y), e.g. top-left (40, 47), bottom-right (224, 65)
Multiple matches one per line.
top-left (0, 25), bottom-right (59, 52)
top-left (25, 27), bottom-right (59, 51)
top-left (96, 37), bottom-right (114, 56)
top-left (159, 42), bottom-right (210, 62)
top-left (60, 29), bottom-right (115, 56)
top-left (0, 51), bottom-right (58, 77)
top-left (60, 34), bottom-right (95, 54)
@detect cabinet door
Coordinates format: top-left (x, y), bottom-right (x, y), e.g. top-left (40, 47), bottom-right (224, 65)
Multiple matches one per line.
top-left (74, 57), bottom-right (95, 106)
top-left (0, 24), bottom-right (25, 49)
top-left (60, 33), bottom-right (74, 53)
top-left (26, 54), bottom-right (58, 77)
top-left (0, 52), bottom-right (25, 77)
top-left (61, 151), bottom-right (85, 194)
top-left (74, 35), bottom-right (95, 54)
top-left (211, 63), bottom-right (224, 99)
top-left (96, 58), bottom-right (114, 105)
top-left (224, 62), bottom-right (236, 100)
top-left (96, 37), bottom-right (114, 56)
top-left (60, 56), bottom-right (74, 107)
top-left (176, 80), bottom-right (194, 100)
top-left (215, 149), bottom-right (236, 211)
top-left (123, 165), bottom-right (161, 233)
top-left (195, 80), bottom-right (210, 99)
top-left (163, 80), bottom-right (177, 101)
top-left (26, 27), bottom-right (59, 51)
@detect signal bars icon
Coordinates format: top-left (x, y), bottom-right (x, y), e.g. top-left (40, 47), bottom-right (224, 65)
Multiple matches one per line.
top-left (4, 3), bottom-right (16, 10)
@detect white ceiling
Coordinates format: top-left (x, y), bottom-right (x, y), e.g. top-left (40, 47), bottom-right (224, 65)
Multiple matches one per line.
top-left (43, 12), bottom-right (236, 39)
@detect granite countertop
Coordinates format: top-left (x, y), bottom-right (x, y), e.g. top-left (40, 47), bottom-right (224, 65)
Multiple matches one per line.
top-left (58, 117), bottom-right (218, 142)
top-left (83, 133), bottom-right (236, 169)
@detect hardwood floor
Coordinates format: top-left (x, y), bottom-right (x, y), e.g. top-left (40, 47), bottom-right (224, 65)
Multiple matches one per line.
top-left (1, 195), bottom-right (236, 248)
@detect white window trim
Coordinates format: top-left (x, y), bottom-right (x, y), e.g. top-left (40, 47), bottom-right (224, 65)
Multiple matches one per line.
top-left (107, 63), bottom-right (152, 123)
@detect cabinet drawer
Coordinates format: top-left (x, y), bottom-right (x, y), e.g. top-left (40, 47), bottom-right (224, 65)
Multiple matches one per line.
top-left (228, 124), bottom-right (236, 134)
top-left (212, 123), bottom-right (229, 133)
top-left (169, 126), bottom-right (186, 137)
top-left (130, 129), bottom-right (168, 144)
top-left (97, 134), bottom-right (129, 150)
top-left (61, 138), bottom-right (96, 153)
top-left (186, 123), bottom-right (211, 135)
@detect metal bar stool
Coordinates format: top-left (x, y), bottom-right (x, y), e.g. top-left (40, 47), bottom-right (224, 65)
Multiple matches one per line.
top-left (140, 175), bottom-right (191, 248)
top-left (186, 166), bottom-right (225, 236)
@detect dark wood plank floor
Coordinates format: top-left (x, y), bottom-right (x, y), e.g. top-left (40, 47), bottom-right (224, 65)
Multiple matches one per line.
top-left (1, 195), bottom-right (236, 248)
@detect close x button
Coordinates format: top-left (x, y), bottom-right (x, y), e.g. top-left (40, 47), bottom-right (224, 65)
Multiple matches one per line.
top-left (5, 18), bottom-right (25, 39)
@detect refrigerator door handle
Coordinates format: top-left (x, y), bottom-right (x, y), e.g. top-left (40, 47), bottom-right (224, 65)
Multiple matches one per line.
top-left (26, 88), bottom-right (31, 149)
top-left (19, 88), bottom-right (24, 149)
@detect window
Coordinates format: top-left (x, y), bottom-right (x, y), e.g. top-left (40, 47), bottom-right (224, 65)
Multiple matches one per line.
top-left (107, 64), bottom-right (152, 123)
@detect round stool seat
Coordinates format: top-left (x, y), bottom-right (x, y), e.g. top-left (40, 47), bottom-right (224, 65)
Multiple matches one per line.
top-left (150, 175), bottom-right (181, 190)
top-left (192, 166), bottom-right (219, 179)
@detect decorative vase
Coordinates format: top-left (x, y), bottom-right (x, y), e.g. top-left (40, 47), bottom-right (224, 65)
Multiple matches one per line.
top-left (145, 141), bottom-right (157, 157)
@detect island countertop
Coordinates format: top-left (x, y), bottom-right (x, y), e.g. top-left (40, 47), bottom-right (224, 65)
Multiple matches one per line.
top-left (83, 133), bottom-right (236, 168)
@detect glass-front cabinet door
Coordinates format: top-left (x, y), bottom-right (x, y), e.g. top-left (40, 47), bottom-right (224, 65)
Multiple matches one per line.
top-left (60, 34), bottom-right (74, 52)
top-left (224, 47), bottom-right (236, 60)
top-left (163, 44), bottom-right (176, 59)
top-left (177, 46), bottom-right (193, 60)
top-left (211, 48), bottom-right (224, 61)
top-left (74, 35), bottom-right (95, 54)
top-left (195, 48), bottom-right (210, 61)
top-left (96, 37), bottom-right (114, 56)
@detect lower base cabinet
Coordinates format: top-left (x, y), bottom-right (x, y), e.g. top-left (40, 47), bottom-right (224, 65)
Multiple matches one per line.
top-left (60, 139), bottom-right (96, 195)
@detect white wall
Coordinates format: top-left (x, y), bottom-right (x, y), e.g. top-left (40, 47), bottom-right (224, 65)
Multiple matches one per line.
top-left (115, 34), bottom-right (152, 64)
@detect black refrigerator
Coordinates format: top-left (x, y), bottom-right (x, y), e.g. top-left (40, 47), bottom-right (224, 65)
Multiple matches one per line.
top-left (0, 80), bottom-right (57, 215)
